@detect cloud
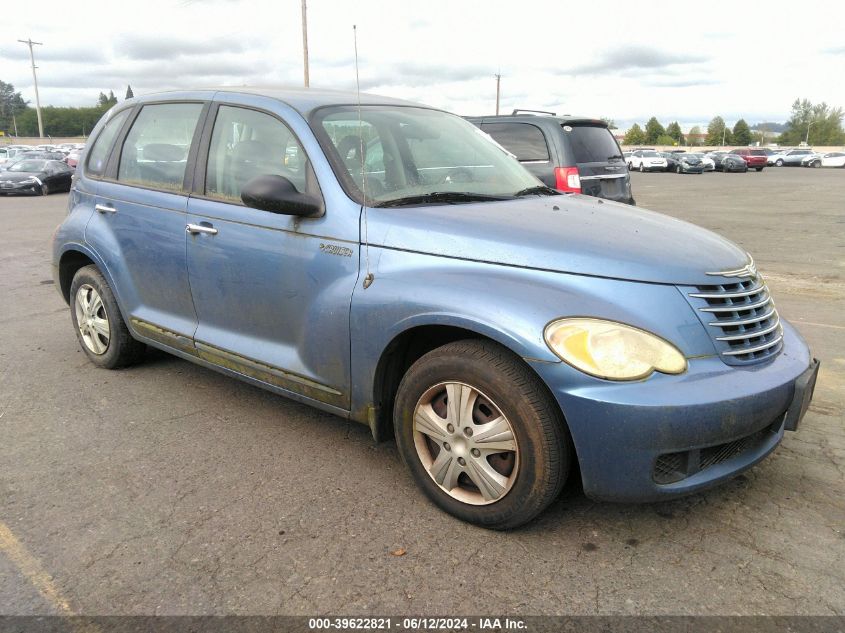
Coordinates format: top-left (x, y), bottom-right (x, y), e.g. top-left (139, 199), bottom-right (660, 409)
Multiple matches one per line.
top-left (0, 44), bottom-right (107, 64)
top-left (568, 45), bottom-right (708, 75)
top-left (114, 35), bottom-right (247, 60)
top-left (646, 77), bottom-right (723, 88)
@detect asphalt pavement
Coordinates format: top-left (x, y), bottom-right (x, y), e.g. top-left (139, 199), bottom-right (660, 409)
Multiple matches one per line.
top-left (0, 167), bottom-right (843, 616)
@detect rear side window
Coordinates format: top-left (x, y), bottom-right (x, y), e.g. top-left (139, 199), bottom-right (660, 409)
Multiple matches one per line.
top-left (481, 123), bottom-right (549, 162)
top-left (86, 109), bottom-right (131, 178)
top-left (118, 103), bottom-right (204, 191)
top-left (566, 125), bottom-right (622, 164)
top-left (205, 105), bottom-right (316, 202)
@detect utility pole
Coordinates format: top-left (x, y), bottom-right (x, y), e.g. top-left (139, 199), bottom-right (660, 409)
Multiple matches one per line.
top-left (494, 73), bottom-right (501, 115)
top-left (722, 124), bottom-right (726, 147)
top-left (805, 120), bottom-right (815, 145)
top-left (18, 38), bottom-right (44, 138)
top-left (301, 0), bottom-right (310, 88)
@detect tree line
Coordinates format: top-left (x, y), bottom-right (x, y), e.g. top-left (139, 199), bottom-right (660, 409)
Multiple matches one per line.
top-left (0, 82), bottom-right (133, 138)
top-left (623, 99), bottom-right (845, 147)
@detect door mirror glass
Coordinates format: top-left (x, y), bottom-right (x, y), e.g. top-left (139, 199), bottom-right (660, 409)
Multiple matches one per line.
top-left (241, 174), bottom-right (322, 216)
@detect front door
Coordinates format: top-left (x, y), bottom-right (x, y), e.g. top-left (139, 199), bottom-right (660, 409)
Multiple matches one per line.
top-left (185, 102), bottom-right (358, 410)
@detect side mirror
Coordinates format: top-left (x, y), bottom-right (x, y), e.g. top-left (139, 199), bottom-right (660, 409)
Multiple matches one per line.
top-left (241, 174), bottom-right (323, 217)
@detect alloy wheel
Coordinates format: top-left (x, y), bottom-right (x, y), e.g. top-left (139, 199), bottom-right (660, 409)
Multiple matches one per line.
top-left (74, 284), bottom-right (110, 355)
top-left (413, 382), bottom-right (519, 506)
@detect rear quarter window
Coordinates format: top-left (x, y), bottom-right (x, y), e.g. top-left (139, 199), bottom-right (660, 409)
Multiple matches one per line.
top-left (565, 125), bottom-right (622, 164)
top-left (480, 122), bottom-right (549, 162)
top-left (85, 108), bottom-right (131, 178)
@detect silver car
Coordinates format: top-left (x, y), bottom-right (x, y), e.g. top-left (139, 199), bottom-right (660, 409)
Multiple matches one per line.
top-left (772, 149), bottom-right (814, 167)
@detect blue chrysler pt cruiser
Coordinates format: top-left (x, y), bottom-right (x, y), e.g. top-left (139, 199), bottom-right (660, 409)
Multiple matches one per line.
top-left (53, 89), bottom-right (819, 529)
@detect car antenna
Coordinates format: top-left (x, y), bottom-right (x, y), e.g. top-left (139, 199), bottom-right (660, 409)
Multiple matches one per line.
top-left (354, 24), bottom-right (374, 290)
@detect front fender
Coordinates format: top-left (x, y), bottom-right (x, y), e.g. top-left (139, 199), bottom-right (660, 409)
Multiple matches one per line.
top-left (348, 246), bottom-right (715, 427)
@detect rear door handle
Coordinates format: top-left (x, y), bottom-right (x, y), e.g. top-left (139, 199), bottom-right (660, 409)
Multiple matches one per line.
top-left (186, 223), bottom-right (218, 235)
top-left (95, 204), bottom-right (116, 214)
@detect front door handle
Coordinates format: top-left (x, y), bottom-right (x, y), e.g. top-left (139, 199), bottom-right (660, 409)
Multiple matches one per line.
top-left (95, 204), bottom-right (116, 214)
top-left (186, 223), bottom-right (218, 235)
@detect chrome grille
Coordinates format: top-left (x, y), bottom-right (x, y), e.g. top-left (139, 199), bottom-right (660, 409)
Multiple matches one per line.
top-left (684, 274), bottom-right (783, 366)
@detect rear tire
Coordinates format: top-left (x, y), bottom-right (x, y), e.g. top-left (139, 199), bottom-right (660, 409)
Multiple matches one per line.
top-left (393, 339), bottom-right (570, 530)
top-left (776, 159), bottom-right (784, 167)
top-left (639, 163), bottom-right (644, 172)
top-left (675, 165), bottom-right (682, 174)
top-left (756, 167), bottom-right (764, 172)
top-left (69, 265), bottom-right (145, 369)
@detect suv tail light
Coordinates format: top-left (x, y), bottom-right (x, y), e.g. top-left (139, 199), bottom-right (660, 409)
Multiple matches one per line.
top-left (554, 166), bottom-right (581, 193)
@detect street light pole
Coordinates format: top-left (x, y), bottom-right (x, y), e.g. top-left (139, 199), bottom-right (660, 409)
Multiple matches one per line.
top-left (805, 120), bottom-right (815, 145)
top-left (494, 73), bottom-right (501, 115)
top-left (301, 0), bottom-right (310, 88)
top-left (18, 37), bottom-right (44, 138)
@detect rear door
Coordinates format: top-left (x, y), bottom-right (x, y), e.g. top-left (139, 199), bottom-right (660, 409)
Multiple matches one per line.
top-left (478, 121), bottom-right (555, 187)
top-left (85, 98), bottom-right (210, 349)
top-left (562, 123), bottom-right (631, 202)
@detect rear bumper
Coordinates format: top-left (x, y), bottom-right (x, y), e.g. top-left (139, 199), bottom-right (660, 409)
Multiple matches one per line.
top-left (529, 321), bottom-right (813, 502)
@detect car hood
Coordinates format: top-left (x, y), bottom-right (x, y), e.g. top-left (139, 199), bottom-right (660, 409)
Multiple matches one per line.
top-left (0, 171), bottom-right (45, 182)
top-left (366, 195), bottom-right (747, 285)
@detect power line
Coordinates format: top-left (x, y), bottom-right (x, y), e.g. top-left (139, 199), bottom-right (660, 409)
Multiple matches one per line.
top-left (17, 38), bottom-right (44, 138)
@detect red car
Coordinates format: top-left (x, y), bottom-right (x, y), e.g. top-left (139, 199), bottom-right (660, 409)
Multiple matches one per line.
top-left (732, 148), bottom-right (767, 171)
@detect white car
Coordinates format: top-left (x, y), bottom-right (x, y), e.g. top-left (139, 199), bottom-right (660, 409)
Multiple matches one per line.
top-left (686, 153), bottom-right (715, 171)
top-left (627, 149), bottom-right (667, 172)
top-left (767, 150), bottom-right (790, 165)
top-left (803, 152), bottom-right (845, 168)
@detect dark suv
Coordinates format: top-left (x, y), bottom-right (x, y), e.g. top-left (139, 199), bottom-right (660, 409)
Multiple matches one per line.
top-left (467, 110), bottom-right (634, 205)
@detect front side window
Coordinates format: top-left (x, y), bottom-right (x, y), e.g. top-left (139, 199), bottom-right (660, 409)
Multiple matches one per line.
top-left (205, 105), bottom-right (316, 203)
top-left (313, 106), bottom-right (541, 206)
top-left (86, 108), bottom-right (131, 178)
top-left (481, 123), bottom-right (549, 162)
top-left (118, 103), bottom-right (203, 190)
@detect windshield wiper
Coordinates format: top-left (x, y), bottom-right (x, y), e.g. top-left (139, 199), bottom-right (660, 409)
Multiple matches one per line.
top-left (512, 185), bottom-right (560, 197)
top-left (375, 191), bottom-right (512, 207)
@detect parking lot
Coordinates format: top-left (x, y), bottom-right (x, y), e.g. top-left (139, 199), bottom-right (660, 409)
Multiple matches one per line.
top-left (0, 167), bottom-right (843, 616)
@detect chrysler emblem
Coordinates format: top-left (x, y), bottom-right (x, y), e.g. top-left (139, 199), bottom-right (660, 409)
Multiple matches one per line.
top-left (706, 256), bottom-right (757, 279)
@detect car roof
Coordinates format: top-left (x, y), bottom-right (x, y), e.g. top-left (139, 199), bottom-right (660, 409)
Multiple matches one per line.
top-left (130, 87), bottom-right (424, 117)
top-left (467, 113), bottom-right (607, 127)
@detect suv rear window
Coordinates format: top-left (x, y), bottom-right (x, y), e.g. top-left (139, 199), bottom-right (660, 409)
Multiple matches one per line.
top-left (749, 150), bottom-right (766, 156)
top-left (480, 122), bottom-right (549, 162)
top-left (566, 125), bottom-right (621, 163)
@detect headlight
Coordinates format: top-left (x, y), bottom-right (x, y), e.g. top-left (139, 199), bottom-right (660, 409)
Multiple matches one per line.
top-left (544, 318), bottom-right (687, 381)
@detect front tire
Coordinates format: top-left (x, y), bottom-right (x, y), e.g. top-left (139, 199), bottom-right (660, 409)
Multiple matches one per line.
top-left (70, 265), bottom-right (145, 369)
top-left (393, 340), bottom-right (570, 530)
top-left (675, 165), bottom-right (682, 174)
top-left (639, 163), bottom-right (644, 172)
top-left (40, 183), bottom-right (49, 196)
top-left (776, 159), bottom-right (784, 167)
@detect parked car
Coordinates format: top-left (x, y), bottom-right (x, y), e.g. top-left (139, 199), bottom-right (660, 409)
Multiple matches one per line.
top-left (628, 149), bottom-right (667, 172)
top-left (767, 150), bottom-right (789, 165)
top-left (803, 152), bottom-right (845, 168)
top-left (772, 149), bottom-right (814, 166)
top-left (66, 148), bottom-right (85, 169)
top-left (659, 152), bottom-right (680, 171)
top-left (687, 153), bottom-right (715, 171)
top-left (466, 112), bottom-right (634, 204)
top-left (731, 148), bottom-right (767, 171)
top-left (670, 153), bottom-right (705, 174)
top-left (715, 154), bottom-right (749, 172)
top-left (0, 151), bottom-right (67, 171)
top-left (52, 89), bottom-right (817, 529)
top-left (0, 159), bottom-right (73, 195)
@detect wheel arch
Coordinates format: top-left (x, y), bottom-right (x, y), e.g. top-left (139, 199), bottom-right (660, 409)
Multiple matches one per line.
top-left (366, 320), bottom-right (565, 446)
top-left (58, 248), bottom-right (97, 303)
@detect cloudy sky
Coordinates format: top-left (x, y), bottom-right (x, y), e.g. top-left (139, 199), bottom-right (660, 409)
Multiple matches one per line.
top-left (4, 0), bottom-right (844, 131)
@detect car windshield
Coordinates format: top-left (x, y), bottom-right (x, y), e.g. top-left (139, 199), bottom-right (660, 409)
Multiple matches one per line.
top-left (313, 106), bottom-right (543, 206)
top-left (8, 160), bottom-right (46, 172)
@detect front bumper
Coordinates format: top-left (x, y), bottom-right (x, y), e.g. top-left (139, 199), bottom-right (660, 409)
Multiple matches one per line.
top-left (0, 181), bottom-right (40, 194)
top-left (680, 165), bottom-right (705, 173)
top-left (529, 321), bottom-right (814, 502)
